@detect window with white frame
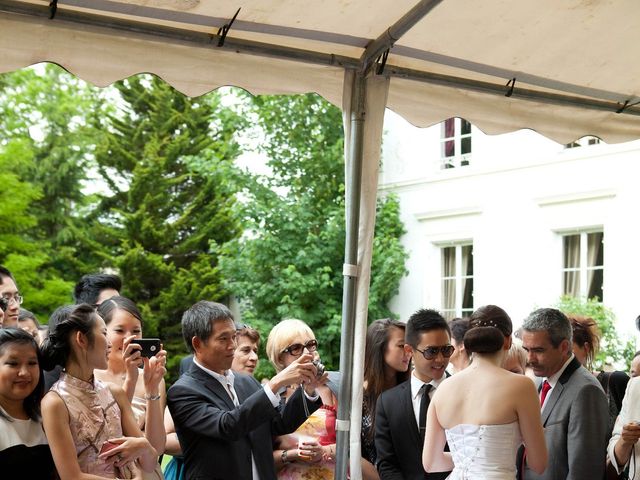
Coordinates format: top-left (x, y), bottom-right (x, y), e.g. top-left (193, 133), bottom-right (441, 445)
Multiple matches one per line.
top-left (441, 118), bottom-right (472, 169)
top-left (564, 136), bottom-right (602, 149)
top-left (561, 231), bottom-right (604, 300)
top-left (441, 244), bottom-right (474, 320)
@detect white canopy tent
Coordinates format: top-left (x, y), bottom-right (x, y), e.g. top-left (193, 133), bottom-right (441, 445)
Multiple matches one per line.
top-left (2, 1), bottom-right (640, 477)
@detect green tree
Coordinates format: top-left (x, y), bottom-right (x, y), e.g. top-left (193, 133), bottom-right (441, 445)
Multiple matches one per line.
top-left (0, 65), bottom-right (104, 317)
top-left (220, 93), bottom-right (408, 378)
top-left (94, 76), bottom-right (245, 377)
top-left (557, 295), bottom-right (635, 370)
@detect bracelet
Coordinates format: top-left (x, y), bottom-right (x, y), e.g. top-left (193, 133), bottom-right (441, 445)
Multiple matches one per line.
top-left (281, 449), bottom-right (290, 464)
top-left (144, 393), bottom-right (161, 401)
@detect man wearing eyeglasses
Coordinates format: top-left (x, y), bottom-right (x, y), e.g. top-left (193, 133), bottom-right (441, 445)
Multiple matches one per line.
top-left (168, 301), bottom-right (324, 480)
top-left (375, 308), bottom-right (453, 480)
top-left (0, 266), bottom-right (22, 328)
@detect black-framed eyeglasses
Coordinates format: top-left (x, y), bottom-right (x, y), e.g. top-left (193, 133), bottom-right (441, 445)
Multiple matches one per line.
top-left (415, 345), bottom-right (455, 360)
top-left (281, 339), bottom-right (318, 357)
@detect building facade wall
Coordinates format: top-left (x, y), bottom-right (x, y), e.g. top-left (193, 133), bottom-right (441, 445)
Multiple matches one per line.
top-left (379, 111), bottom-right (640, 335)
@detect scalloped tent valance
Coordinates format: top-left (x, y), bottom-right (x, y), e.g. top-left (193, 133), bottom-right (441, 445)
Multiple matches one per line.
top-left (2, 0), bottom-right (640, 144)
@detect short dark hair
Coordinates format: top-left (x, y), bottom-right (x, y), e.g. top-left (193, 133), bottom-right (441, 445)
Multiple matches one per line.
top-left (405, 308), bottom-right (450, 347)
top-left (0, 328), bottom-right (43, 421)
top-left (73, 273), bottom-right (122, 305)
top-left (18, 308), bottom-right (40, 328)
top-left (0, 265), bottom-right (16, 284)
top-left (182, 301), bottom-right (233, 353)
top-left (522, 308), bottom-right (572, 347)
top-left (449, 317), bottom-right (470, 344)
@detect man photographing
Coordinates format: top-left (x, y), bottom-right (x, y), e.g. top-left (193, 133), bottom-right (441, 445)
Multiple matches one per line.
top-left (168, 301), bottom-right (325, 480)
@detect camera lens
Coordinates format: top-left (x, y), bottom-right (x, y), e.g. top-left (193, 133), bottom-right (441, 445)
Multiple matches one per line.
top-left (312, 359), bottom-right (325, 378)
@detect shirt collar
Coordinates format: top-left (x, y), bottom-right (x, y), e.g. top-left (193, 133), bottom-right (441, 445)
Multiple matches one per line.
top-left (410, 370), bottom-right (446, 400)
top-left (193, 357), bottom-right (235, 388)
top-left (545, 353), bottom-right (574, 388)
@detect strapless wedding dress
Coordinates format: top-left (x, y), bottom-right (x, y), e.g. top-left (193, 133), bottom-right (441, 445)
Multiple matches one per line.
top-left (445, 422), bottom-right (522, 480)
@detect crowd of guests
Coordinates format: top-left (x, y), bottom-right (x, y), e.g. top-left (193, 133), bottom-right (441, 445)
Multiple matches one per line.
top-left (1, 264), bottom-right (640, 479)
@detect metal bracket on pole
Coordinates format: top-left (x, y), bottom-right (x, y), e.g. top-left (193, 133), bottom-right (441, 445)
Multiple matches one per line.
top-left (376, 49), bottom-right (390, 75)
top-left (216, 7), bottom-right (241, 47)
top-left (335, 419), bottom-right (351, 431)
top-left (342, 263), bottom-right (359, 278)
top-left (49, 0), bottom-right (58, 19)
top-left (505, 77), bottom-right (516, 97)
top-left (616, 99), bottom-right (640, 114)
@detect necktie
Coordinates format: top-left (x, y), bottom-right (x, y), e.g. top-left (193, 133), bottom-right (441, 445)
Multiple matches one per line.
top-left (226, 380), bottom-right (240, 406)
top-left (540, 380), bottom-right (551, 407)
top-left (419, 383), bottom-right (433, 442)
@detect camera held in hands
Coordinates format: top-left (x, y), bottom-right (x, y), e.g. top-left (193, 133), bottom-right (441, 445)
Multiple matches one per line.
top-left (312, 359), bottom-right (325, 378)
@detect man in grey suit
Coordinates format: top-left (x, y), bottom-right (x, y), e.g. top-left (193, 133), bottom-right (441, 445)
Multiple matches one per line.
top-left (520, 308), bottom-right (609, 480)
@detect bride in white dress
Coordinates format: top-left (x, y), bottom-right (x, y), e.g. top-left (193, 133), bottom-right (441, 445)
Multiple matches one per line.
top-left (422, 305), bottom-right (547, 479)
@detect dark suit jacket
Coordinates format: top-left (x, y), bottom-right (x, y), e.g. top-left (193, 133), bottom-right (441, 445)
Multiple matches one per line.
top-left (520, 357), bottom-right (608, 480)
top-left (167, 363), bottom-right (321, 480)
top-left (375, 379), bottom-right (450, 480)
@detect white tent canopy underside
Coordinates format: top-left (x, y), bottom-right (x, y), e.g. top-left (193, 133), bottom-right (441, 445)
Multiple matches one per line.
top-left (2, 0), bottom-right (640, 144)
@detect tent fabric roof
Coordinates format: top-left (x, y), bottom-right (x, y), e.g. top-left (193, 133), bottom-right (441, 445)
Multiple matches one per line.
top-left (2, 0), bottom-right (640, 143)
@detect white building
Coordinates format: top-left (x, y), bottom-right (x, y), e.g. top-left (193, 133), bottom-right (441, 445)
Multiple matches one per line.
top-left (379, 111), bottom-right (640, 335)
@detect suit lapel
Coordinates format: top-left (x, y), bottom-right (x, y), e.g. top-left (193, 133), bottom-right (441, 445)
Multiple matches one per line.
top-left (541, 357), bottom-right (581, 425)
top-left (400, 381), bottom-right (421, 443)
top-left (189, 364), bottom-right (236, 410)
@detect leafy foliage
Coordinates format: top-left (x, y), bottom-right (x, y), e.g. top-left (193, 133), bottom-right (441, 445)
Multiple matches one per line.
top-left (557, 295), bottom-right (635, 370)
top-left (93, 77), bottom-right (245, 380)
top-left (220, 93), bottom-right (408, 377)
top-left (0, 65), bottom-right (101, 317)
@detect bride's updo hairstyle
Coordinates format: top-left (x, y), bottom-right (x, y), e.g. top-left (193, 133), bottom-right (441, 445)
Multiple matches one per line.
top-left (463, 305), bottom-right (513, 354)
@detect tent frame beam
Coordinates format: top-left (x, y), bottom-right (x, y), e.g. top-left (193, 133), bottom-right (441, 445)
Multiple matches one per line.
top-left (360, 0), bottom-right (443, 74)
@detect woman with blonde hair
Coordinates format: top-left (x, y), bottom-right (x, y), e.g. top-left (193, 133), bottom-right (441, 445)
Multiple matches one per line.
top-left (267, 319), bottom-right (335, 480)
top-left (502, 338), bottom-right (527, 375)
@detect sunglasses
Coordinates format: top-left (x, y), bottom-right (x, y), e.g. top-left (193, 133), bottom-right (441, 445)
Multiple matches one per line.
top-left (281, 339), bottom-right (318, 357)
top-left (415, 345), bottom-right (455, 360)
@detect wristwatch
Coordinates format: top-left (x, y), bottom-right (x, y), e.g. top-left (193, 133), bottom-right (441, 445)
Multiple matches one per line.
top-left (281, 449), bottom-right (289, 464)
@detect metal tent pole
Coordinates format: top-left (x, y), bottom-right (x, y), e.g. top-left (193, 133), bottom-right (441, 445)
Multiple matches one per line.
top-left (334, 71), bottom-right (366, 480)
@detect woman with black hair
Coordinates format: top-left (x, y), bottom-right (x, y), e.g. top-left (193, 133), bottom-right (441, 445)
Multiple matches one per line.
top-left (41, 304), bottom-right (158, 479)
top-left (0, 327), bottom-right (55, 477)
top-left (361, 318), bottom-right (411, 480)
top-left (423, 305), bottom-right (547, 479)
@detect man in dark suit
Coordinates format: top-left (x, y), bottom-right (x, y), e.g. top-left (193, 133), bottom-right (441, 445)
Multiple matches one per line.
top-left (520, 308), bottom-right (609, 480)
top-left (167, 301), bottom-right (323, 480)
top-left (375, 309), bottom-right (452, 480)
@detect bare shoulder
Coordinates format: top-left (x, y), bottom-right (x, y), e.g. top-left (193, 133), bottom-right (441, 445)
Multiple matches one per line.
top-left (509, 373), bottom-right (537, 394)
top-left (42, 390), bottom-right (68, 417)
